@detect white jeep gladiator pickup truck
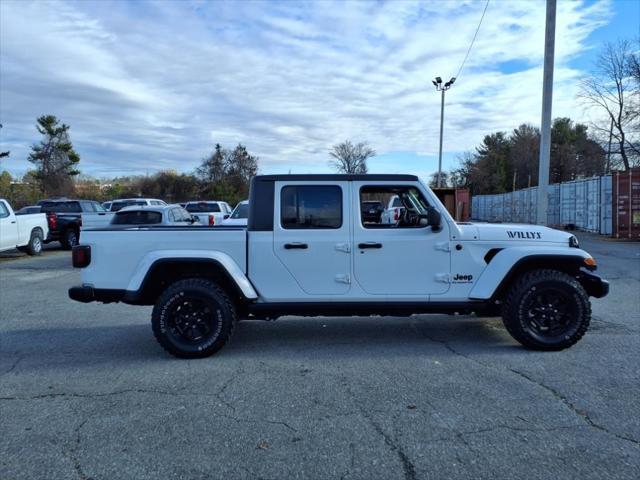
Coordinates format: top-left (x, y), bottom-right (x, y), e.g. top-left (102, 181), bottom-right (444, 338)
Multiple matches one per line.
top-left (0, 199), bottom-right (48, 255)
top-left (69, 174), bottom-right (609, 358)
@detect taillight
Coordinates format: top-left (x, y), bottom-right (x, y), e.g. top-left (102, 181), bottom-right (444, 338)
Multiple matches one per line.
top-left (209, 215), bottom-right (215, 226)
top-left (394, 209), bottom-right (400, 221)
top-left (72, 245), bottom-right (91, 268)
top-left (47, 212), bottom-right (58, 230)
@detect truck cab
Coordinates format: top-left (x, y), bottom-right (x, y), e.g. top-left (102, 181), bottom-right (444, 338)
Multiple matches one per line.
top-left (69, 174), bottom-right (609, 358)
top-left (0, 199), bottom-right (49, 255)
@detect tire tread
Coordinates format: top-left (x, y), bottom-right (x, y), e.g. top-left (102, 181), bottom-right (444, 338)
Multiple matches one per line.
top-left (502, 269), bottom-right (590, 351)
top-left (151, 278), bottom-right (237, 358)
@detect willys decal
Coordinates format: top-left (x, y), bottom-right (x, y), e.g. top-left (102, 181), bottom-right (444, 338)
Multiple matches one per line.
top-left (507, 231), bottom-right (542, 240)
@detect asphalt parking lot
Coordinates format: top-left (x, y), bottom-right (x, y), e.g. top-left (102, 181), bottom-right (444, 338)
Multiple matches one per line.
top-left (1, 233), bottom-right (639, 480)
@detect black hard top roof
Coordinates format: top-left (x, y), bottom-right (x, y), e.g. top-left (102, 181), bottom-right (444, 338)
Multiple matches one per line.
top-left (254, 174), bottom-right (419, 182)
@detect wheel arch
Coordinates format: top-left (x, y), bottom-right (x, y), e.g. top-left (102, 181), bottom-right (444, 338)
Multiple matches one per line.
top-left (124, 254), bottom-right (258, 307)
top-left (30, 226), bottom-right (44, 236)
top-left (469, 248), bottom-right (593, 301)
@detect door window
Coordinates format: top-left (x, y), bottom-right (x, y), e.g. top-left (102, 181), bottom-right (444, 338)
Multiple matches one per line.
top-left (0, 202), bottom-right (9, 218)
top-left (281, 185), bottom-right (342, 229)
top-left (360, 186), bottom-right (430, 228)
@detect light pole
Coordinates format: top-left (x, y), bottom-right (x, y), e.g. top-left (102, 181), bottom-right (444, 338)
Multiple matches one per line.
top-left (432, 76), bottom-right (456, 188)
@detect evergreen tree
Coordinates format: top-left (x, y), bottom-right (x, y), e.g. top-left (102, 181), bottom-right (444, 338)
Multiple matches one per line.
top-left (28, 115), bottom-right (80, 196)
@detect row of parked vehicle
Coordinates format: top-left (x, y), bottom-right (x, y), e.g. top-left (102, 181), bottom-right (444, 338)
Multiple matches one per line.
top-left (0, 197), bottom-right (249, 255)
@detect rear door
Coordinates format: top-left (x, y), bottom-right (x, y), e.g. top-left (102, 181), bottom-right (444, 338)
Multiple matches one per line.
top-left (273, 181), bottom-right (351, 295)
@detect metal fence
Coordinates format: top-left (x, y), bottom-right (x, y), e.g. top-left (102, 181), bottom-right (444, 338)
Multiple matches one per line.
top-left (471, 175), bottom-right (613, 235)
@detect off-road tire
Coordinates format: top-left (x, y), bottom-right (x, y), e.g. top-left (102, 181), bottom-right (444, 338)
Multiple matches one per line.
top-left (25, 229), bottom-right (43, 256)
top-left (61, 228), bottom-right (79, 250)
top-left (502, 269), bottom-right (590, 351)
top-left (151, 278), bottom-right (237, 358)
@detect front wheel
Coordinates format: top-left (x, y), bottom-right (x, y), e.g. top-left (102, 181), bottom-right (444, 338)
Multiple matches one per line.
top-left (502, 269), bottom-right (591, 351)
top-left (151, 278), bottom-right (237, 358)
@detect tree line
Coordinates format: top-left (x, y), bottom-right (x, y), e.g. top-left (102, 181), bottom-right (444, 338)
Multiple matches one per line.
top-left (0, 116), bottom-right (259, 208)
top-left (438, 117), bottom-right (607, 194)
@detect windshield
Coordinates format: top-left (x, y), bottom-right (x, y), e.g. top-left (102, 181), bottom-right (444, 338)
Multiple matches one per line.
top-left (40, 201), bottom-right (81, 213)
top-left (231, 203), bottom-right (249, 219)
top-left (186, 202), bottom-right (221, 213)
top-left (111, 200), bottom-right (147, 211)
top-left (112, 210), bottom-right (162, 224)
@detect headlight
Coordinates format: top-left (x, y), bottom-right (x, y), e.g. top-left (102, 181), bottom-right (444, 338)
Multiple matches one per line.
top-left (569, 235), bottom-right (579, 248)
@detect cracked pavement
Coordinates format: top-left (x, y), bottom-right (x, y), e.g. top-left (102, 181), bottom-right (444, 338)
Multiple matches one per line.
top-left (1, 233), bottom-right (639, 479)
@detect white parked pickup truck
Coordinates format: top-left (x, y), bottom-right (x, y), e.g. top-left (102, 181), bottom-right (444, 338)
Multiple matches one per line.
top-left (184, 201), bottom-right (232, 226)
top-left (0, 199), bottom-right (49, 255)
top-left (69, 174), bottom-right (609, 358)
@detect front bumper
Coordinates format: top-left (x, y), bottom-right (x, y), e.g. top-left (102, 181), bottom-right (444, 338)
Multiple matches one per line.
top-left (578, 271), bottom-right (609, 298)
top-left (68, 285), bottom-right (125, 304)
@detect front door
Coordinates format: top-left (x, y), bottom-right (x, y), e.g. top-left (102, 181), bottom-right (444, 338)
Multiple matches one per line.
top-left (352, 182), bottom-right (450, 296)
top-left (0, 201), bottom-right (19, 250)
top-left (273, 181), bottom-right (351, 295)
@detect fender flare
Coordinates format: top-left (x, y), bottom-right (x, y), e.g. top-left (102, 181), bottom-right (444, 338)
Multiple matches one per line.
top-left (469, 247), bottom-right (592, 300)
top-left (126, 250), bottom-right (258, 300)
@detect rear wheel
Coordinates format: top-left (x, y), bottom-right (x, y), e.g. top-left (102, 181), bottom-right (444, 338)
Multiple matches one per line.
top-left (151, 278), bottom-right (237, 358)
top-left (61, 229), bottom-right (78, 250)
top-left (26, 229), bottom-right (43, 256)
top-left (502, 269), bottom-right (590, 350)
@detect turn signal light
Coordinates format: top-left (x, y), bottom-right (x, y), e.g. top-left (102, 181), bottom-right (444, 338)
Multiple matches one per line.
top-left (72, 245), bottom-right (91, 268)
top-left (584, 257), bottom-right (597, 268)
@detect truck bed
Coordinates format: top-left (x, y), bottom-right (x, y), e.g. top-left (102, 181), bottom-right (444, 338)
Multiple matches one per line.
top-left (80, 226), bottom-right (247, 290)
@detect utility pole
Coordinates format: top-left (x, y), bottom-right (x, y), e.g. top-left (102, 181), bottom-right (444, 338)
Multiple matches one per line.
top-left (536, 0), bottom-right (556, 225)
top-left (432, 76), bottom-right (456, 188)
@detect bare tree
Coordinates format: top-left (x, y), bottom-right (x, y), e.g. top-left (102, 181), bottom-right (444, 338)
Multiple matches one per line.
top-left (329, 140), bottom-right (375, 174)
top-left (579, 39), bottom-right (640, 170)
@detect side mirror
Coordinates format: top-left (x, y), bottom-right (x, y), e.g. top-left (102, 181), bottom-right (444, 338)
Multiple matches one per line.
top-left (426, 207), bottom-right (441, 230)
top-left (224, 214), bottom-right (230, 219)
top-left (190, 216), bottom-right (198, 224)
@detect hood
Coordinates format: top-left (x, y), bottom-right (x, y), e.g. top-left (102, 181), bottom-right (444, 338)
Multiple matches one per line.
top-left (456, 222), bottom-right (573, 245)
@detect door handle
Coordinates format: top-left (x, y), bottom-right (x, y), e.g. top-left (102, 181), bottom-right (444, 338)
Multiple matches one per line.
top-left (284, 242), bottom-right (308, 250)
top-left (358, 242), bottom-right (382, 249)
top-left (10, 221), bottom-right (16, 224)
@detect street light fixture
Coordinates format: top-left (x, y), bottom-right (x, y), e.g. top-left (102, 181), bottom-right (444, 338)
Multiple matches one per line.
top-left (433, 76), bottom-right (456, 188)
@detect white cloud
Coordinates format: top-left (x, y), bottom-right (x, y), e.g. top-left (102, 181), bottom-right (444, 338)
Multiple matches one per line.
top-left (0, 0), bottom-right (614, 178)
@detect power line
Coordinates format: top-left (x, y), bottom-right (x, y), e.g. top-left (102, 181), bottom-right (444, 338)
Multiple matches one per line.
top-left (455, 0), bottom-right (490, 80)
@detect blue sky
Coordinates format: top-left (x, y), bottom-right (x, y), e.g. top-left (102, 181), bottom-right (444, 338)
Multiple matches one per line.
top-left (0, 0), bottom-right (638, 182)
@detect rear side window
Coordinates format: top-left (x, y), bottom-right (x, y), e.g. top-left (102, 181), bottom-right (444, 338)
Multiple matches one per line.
top-left (186, 202), bottom-right (220, 213)
top-left (112, 211), bottom-right (162, 225)
top-left (40, 201), bottom-right (82, 213)
top-left (281, 185), bottom-right (342, 229)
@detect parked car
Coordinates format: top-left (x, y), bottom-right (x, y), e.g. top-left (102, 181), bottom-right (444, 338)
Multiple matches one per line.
top-left (222, 200), bottom-right (249, 226)
top-left (38, 199), bottom-right (105, 249)
top-left (108, 198), bottom-right (166, 212)
top-left (0, 199), bottom-right (48, 255)
top-left (15, 205), bottom-right (42, 215)
top-left (184, 201), bottom-right (232, 226)
top-left (110, 204), bottom-right (197, 226)
top-left (69, 174), bottom-right (609, 359)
